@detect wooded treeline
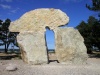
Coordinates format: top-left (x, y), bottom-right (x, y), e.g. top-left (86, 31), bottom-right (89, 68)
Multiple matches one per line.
top-left (76, 16), bottom-right (100, 53)
top-left (76, 0), bottom-right (100, 53)
top-left (0, 19), bottom-right (19, 53)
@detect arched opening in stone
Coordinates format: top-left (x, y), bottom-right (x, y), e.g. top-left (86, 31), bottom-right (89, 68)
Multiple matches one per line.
top-left (45, 26), bottom-right (55, 51)
top-left (45, 26), bottom-right (58, 63)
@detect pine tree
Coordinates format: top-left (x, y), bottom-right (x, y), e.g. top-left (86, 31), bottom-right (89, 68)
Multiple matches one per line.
top-left (86, 0), bottom-right (100, 21)
top-left (76, 16), bottom-right (100, 53)
top-left (86, 0), bottom-right (100, 11)
top-left (0, 19), bottom-right (19, 53)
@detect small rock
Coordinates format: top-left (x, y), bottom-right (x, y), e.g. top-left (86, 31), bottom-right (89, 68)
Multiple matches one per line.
top-left (6, 64), bottom-right (17, 71)
top-left (1, 62), bottom-right (7, 65)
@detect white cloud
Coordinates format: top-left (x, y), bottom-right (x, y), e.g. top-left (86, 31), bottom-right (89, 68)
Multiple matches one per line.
top-left (11, 8), bottom-right (20, 13)
top-left (0, 4), bottom-right (11, 9)
top-left (0, 0), bottom-right (13, 2)
top-left (5, 0), bottom-right (12, 2)
top-left (64, 0), bottom-right (83, 2)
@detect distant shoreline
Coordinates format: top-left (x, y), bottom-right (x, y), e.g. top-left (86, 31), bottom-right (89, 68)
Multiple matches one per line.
top-left (0, 49), bottom-right (55, 52)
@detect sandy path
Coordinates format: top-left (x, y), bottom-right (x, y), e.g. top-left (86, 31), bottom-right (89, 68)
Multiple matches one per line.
top-left (0, 58), bottom-right (100, 75)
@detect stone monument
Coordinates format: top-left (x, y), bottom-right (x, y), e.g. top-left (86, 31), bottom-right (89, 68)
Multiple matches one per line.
top-left (9, 8), bottom-right (88, 65)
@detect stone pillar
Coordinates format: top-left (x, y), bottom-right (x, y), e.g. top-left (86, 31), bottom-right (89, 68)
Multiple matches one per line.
top-left (54, 27), bottom-right (88, 64)
top-left (17, 31), bottom-right (48, 65)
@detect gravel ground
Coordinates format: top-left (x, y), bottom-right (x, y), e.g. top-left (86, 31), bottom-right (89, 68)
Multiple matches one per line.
top-left (0, 58), bottom-right (100, 75)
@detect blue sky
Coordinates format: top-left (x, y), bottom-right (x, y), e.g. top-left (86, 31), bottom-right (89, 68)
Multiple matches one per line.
top-left (0, 0), bottom-right (98, 49)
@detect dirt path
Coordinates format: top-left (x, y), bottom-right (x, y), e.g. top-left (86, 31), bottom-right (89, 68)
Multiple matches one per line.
top-left (0, 58), bottom-right (100, 75)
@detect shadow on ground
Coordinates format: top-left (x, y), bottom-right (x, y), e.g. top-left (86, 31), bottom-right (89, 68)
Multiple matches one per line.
top-left (88, 51), bottom-right (100, 58)
top-left (0, 52), bottom-right (21, 60)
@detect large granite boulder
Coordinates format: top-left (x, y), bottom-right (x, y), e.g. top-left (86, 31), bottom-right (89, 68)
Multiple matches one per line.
top-left (9, 8), bottom-right (69, 32)
top-left (17, 31), bottom-right (48, 65)
top-left (54, 27), bottom-right (88, 64)
top-left (9, 8), bottom-right (69, 65)
top-left (9, 8), bottom-right (87, 65)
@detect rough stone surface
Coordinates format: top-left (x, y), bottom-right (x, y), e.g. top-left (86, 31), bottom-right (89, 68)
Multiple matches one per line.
top-left (9, 8), bottom-right (87, 65)
top-left (6, 64), bottom-right (17, 71)
top-left (17, 31), bottom-right (48, 65)
top-left (9, 8), bottom-right (69, 65)
top-left (54, 27), bottom-right (88, 64)
top-left (9, 8), bottom-right (69, 32)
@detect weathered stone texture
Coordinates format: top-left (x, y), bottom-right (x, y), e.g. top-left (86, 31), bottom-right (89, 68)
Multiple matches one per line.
top-left (54, 27), bottom-right (88, 64)
top-left (17, 31), bottom-right (48, 65)
top-left (9, 8), bottom-right (69, 65)
top-left (9, 8), bottom-right (69, 32)
top-left (9, 8), bottom-right (87, 65)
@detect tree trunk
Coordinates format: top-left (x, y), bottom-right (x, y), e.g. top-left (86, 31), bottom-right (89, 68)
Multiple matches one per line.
top-left (5, 31), bottom-right (8, 53)
top-left (4, 43), bottom-right (7, 53)
top-left (87, 49), bottom-right (92, 54)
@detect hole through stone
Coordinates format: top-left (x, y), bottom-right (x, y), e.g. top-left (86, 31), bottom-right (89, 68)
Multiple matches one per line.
top-left (45, 26), bottom-right (55, 51)
top-left (45, 26), bottom-right (58, 63)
